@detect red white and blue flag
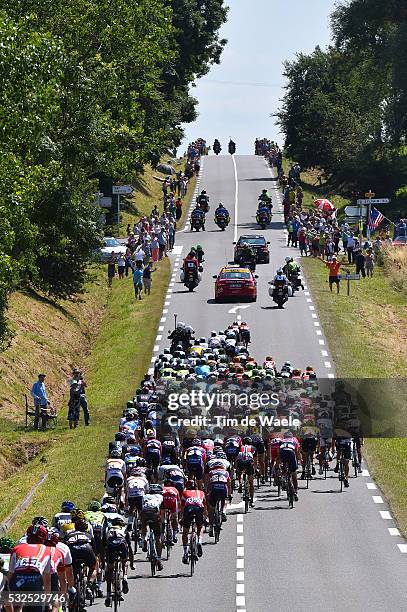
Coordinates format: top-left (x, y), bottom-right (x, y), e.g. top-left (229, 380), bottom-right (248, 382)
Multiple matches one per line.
top-left (368, 207), bottom-right (384, 231)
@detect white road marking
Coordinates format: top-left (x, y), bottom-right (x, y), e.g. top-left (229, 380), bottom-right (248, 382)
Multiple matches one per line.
top-left (237, 535), bottom-right (244, 545)
top-left (397, 544), bottom-right (407, 553)
top-left (314, 322), bottom-right (320, 327)
top-left (236, 597), bottom-right (246, 608)
top-left (379, 511), bottom-right (392, 520)
top-left (388, 528), bottom-right (400, 536)
top-left (236, 571), bottom-right (245, 582)
top-left (236, 558), bottom-right (244, 569)
top-left (321, 350), bottom-right (328, 357)
top-left (165, 301), bottom-right (170, 306)
top-left (158, 326), bottom-right (164, 332)
top-left (304, 291), bottom-right (310, 296)
top-left (236, 584), bottom-right (245, 594)
top-left (237, 524), bottom-right (243, 533)
top-left (153, 345), bottom-right (160, 352)
top-left (372, 496), bottom-right (384, 504)
top-left (228, 305), bottom-right (251, 314)
top-left (155, 335), bottom-right (162, 342)
top-left (162, 309), bottom-right (168, 314)
top-left (366, 483), bottom-right (377, 490)
top-left (328, 373), bottom-right (335, 379)
top-left (362, 469), bottom-right (370, 477)
top-left (324, 361), bottom-right (332, 368)
top-left (309, 305), bottom-right (315, 311)
top-left (160, 317), bottom-right (166, 323)
top-left (232, 154), bottom-right (239, 242)
top-left (237, 514), bottom-right (244, 523)
top-left (237, 546), bottom-right (244, 557)
top-left (172, 245), bottom-right (183, 255)
top-left (319, 340), bottom-right (325, 345)
top-left (312, 313), bottom-right (318, 319)
top-left (169, 283), bottom-right (174, 288)
top-left (306, 298), bottom-right (312, 303)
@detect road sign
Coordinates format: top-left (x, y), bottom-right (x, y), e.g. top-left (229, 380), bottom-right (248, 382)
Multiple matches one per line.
top-left (357, 198), bottom-right (390, 205)
top-left (339, 274), bottom-right (360, 281)
top-left (112, 185), bottom-right (133, 195)
top-left (345, 205), bottom-right (368, 218)
top-left (365, 190), bottom-right (375, 199)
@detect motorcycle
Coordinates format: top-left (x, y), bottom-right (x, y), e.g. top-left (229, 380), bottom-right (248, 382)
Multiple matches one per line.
top-left (257, 211), bottom-right (271, 230)
top-left (237, 255), bottom-right (256, 272)
top-left (181, 263), bottom-right (203, 292)
top-left (215, 214), bottom-right (229, 230)
top-left (213, 141), bottom-right (221, 155)
top-left (196, 196), bottom-right (210, 213)
top-left (191, 216), bottom-right (204, 232)
top-left (289, 272), bottom-right (303, 294)
top-left (268, 280), bottom-right (288, 308)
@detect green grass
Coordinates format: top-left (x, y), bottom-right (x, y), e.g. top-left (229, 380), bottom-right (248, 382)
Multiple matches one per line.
top-left (299, 174), bottom-right (407, 534)
top-left (3, 260), bottom-right (170, 537)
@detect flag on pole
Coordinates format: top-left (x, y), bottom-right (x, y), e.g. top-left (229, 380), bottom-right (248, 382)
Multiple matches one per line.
top-left (368, 207), bottom-right (384, 231)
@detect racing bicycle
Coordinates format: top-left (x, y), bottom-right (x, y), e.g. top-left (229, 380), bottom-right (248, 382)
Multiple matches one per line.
top-left (188, 516), bottom-right (199, 576)
top-left (146, 521), bottom-right (159, 577)
top-left (242, 472), bottom-right (250, 514)
top-left (213, 499), bottom-right (222, 544)
top-left (162, 509), bottom-right (173, 560)
top-left (282, 461), bottom-right (295, 508)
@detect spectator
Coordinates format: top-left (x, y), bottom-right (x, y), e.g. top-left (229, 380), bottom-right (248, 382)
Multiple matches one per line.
top-left (366, 249), bottom-right (375, 278)
top-left (125, 247), bottom-right (133, 277)
top-left (298, 226), bottom-right (308, 256)
top-left (107, 252), bottom-right (116, 287)
top-left (168, 221), bottom-right (176, 251)
top-left (117, 254), bottom-right (125, 279)
top-left (133, 262), bottom-right (143, 301)
top-left (126, 223), bottom-right (131, 236)
top-left (69, 368), bottom-right (90, 426)
top-left (175, 197), bottom-right (183, 221)
top-left (143, 261), bottom-right (156, 296)
top-left (347, 232), bottom-right (355, 264)
top-left (355, 250), bottom-right (366, 278)
top-left (320, 255), bottom-right (341, 294)
top-left (31, 373), bottom-right (50, 430)
top-left (157, 229), bottom-right (167, 259)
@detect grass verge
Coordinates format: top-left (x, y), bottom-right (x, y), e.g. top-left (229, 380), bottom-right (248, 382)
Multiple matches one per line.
top-left (3, 259), bottom-right (170, 537)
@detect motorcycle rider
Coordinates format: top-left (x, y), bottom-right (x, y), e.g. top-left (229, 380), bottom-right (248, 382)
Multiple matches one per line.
top-left (183, 249), bottom-right (199, 283)
top-left (215, 203), bottom-right (230, 225)
top-left (271, 268), bottom-right (289, 299)
top-left (195, 245), bottom-right (205, 264)
top-left (258, 189), bottom-right (272, 209)
top-left (190, 204), bottom-right (205, 230)
top-left (196, 190), bottom-right (210, 212)
top-left (256, 201), bottom-right (271, 225)
top-left (213, 139), bottom-right (221, 154)
top-left (239, 242), bottom-right (256, 268)
top-left (282, 257), bottom-right (304, 290)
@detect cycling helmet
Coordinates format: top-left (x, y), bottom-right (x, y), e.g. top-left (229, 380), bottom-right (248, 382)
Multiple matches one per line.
top-left (148, 484), bottom-right (164, 494)
top-left (177, 322), bottom-right (185, 329)
top-left (71, 508), bottom-right (85, 522)
top-left (109, 449), bottom-right (122, 458)
top-left (277, 267), bottom-right (283, 274)
top-left (32, 516), bottom-right (49, 527)
top-left (215, 451), bottom-right (227, 459)
top-left (0, 537), bottom-right (16, 553)
top-left (88, 500), bottom-right (101, 512)
top-left (192, 438), bottom-right (202, 446)
top-left (211, 331), bottom-right (217, 337)
top-left (103, 495), bottom-right (116, 505)
top-left (101, 505), bottom-right (117, 514)
top-left (75, 519), bottom-right (89, 532)
top-left (61, 501), bottom-right (76, 512)
top-left (134, 457), bottom-right (146, 467)
top-left (111, 516), bottom-right (126, 527)
top-left (27, 524), bottom-right (48, 543)
top-left (199, 337), bottom-right (206, 343)
top-left (242, 436), bottom-right (252, 445)
top-left (283, 431), bottom-right (294, 439)
top-left (285, 256), bottom-right (291, 263)
top-left (47, 528), bottom-right (59, 545)
top-left (184, 480), bottom-right (196, 490)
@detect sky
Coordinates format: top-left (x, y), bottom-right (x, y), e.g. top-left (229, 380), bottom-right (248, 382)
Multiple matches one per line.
top-left (181, 0), bottom-right (337, 154)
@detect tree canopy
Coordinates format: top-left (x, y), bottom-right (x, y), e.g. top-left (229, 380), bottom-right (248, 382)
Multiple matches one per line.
top-left (0, 0), bottom-right (228, 348)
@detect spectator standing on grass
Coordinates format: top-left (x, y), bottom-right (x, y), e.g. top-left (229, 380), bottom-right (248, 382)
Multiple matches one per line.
top-left (157, 229), bottom-right (167, 259)
top-left (151, 234), bottom-right (159, 262)
top-left (133, 262), bottom-right (143, 301)
top-left (117, 254), bottom-right (125, 279)
top-left (346, 232), bottom-right (355, 264)
top-left (168, 220), bottom-right (176, 250)
top-left (298, 226), bottom-right (308, 256)
top-left (69, 368), bottom-right (90, 426)
top-left (125, 247), bottom-right (133, 277)
top-left (355, 250), bottom-right (366, 278)
top-left (175, 197), bottom-right (183, 221)
top-left (319, 254), bottom-right (341, 294)
top-left (31, 373), bottom-right (50, 430)
top-left (143, 261), bottom-right (156, 296)
top-left (107, 252), bottom-right (116, 287)
top-left (366, 249), bottom-right (374, 277)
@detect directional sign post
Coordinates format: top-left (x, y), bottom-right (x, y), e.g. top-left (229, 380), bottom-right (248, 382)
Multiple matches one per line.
top-left (112, 185), bottom-right (133, 225)
top-left (357, 192), bottom-right (390, 239)
top-left (339, 272), bottom-right (360, 296)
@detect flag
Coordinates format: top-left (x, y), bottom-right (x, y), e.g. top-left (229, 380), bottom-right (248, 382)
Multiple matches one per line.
top-left (368, 207), bottom-right (384, 231)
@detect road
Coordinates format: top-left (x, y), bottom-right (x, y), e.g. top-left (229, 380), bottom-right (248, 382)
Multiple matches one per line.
top-left (97, 155), bottom-right (407, 611)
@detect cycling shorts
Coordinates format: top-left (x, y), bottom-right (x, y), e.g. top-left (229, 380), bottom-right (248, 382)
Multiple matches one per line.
top-left (252, 441), bottom-right (265, 455)
top-left (140, 513), bottom-right (161, 538)
top-left (225, 446), bottom-right (239, 460)
top-left (128, 495), bottom-right (144, 512)
top-left (209, 483), bottom-right (228, 507)
top-left (51, 573), bottom-right (60, 593)
top-left (9, 571), bottom-right (43, 593)
top-left (336, 440), bottom-right (352, 460)
top-left (106, 469), bottom-right (124, 490)
top-left (70, 544), bottom-right (97, 569)
top-left (280, 448), bottom-right (298, 473)
top-left (168, 476), bottom-right (185, 495)
top-left (182, 506), bottom-right (204, 528)
top-left (301, 437), bottom-right (318, 453)
top-left (236, 459), bottom-right (254, 476)
top-left (106, 538), bottom-right (128, 563)
top-left (186, 461), bottom-right (204, 480)
top-left (145, 449), bottom-right (161, 468)
top-left (319, 437), bottom-right (332, 448)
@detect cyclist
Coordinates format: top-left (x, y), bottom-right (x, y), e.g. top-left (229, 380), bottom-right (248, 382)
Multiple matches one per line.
top-left (158, 461), bottom-right (186, 494)
top-left (84, 501), bottom-right (106, 598)
top-left (140, 483), bottom-right (164, 571)
top-left (181, 480), bottom-right (207, 564)
top-left (7, 524), bottom-right (52, 600)
top-left (144, 432), bottom-right (162, 482)
top-left (52, 500), bottom-right (77, 536)
top-left (236, 436), bottom-right (257, 507)
top-left (105, 449), bottom-right (126, 502)
top-left (161, 436), bottom-right (178, 465)
top-left (46, 528), bottom-right (76, 610)
top-left (277, 431), bottom-right (301, 501)
top-left (126, 466), bottom-right (149, 516)
top-left (207, 459), bottom-right (231, 536)
top-left (251, 432), bottom-right (267, 483)
top-left (333, 427), bottom-right (352, 488)
top-left (184, 439), bottom-right (206, 490)
top-left (299, 423), bottom-right (319, 479)
top-left (64, 513), bottom-right (97, 601)
top-left (162, 479), bottom-right (181, 544)
top-left (104, 515), bottom-right (133, 607)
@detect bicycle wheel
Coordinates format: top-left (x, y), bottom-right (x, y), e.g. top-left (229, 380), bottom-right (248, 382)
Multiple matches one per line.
top-left (306, 456), bottom-right (311, 490)
top-left (165, 513), bottom-right (172, 560)
top-left (214, 501), bottom-right (221, 544)
top-left (287, 475), bottom-right (294, 508)
top-left (339, 459), bottom-right (344, 492)
top-left (149, 530), bottom-right (156, 577)
top-left (353, 446), bottom-right (358, 478)
top-left (189, 525), bottom-right (196, 577)
top-left (113, 559), bottom-right (121, 612)
top-left (243, 477), bottom-right (249, 514)
top-left (132, 513), bottom-right (138, 555)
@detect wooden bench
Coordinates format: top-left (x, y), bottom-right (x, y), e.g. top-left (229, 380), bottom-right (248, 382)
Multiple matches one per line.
top-left (25, 394), bottom-right (58, 429)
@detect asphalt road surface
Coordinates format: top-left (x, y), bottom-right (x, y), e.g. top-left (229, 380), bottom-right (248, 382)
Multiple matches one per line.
top-left (95, 155), bottom-right (407, 612)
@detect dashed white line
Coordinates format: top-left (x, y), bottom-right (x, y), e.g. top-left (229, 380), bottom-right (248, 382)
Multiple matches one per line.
top-left (314, 322), bottom-right (320, 327)
top-left (362, 469), bottom-right (370, 477)
top-left (321, 350), bottom-right (328, 357)
top-left (160, 317), bottom-right (166, 323)
top-left (155, 335), bottom-right (162, 342)
top-left (153, 345), bottom-right (160, 352)
top-left (309, 305), bottom-right (315, 311)
top-left (327, 373), bottom-right (335, 379)
top-left (319, 339), bottom-right (325, 345)
top-left (306, 298), bottom-right (312, 303)
top-left (162, 309), bottom-right (168, 314)
top-left (324, 361), bottom-right (332, 368)
top-left (372, 496), bottom-right (384, 504)
top-left (397, 544), bottom-right (407, 553)
top-left (158, 326), bottom-right (164, 332)
top-left (312, 313), bottom-right (318, 319)
top-left (366, 483), bottom-right (377, 490)
top-left (388, 528), bottom-right (400, 536)
top-left (379, 511), bottom-right (392, 520)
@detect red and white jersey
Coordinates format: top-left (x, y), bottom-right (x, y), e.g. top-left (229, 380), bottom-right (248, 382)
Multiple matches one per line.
top-left (279, 437), bottom-right (300, 452)
top-left (238, 445), bottom-right (255, 461)
top-left (207, 457), bottom-right (230, 473)
top-left (145, 438), bottom-right (162, 452)
top-left (186, 446), bottom-right (206, 463)
top-left (53, 542), bottom-right (72, 573)
top-left (9, 543), bottom-right (52, 575)
top-left (181, 489), bottom-right (206, 510)
top-left (162, 486), bottom-right (181, 509)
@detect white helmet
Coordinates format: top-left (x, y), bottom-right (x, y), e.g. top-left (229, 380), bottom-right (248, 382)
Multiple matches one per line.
top-left (285, 256), bottom-right (291, 263)
top-left (177, 322), bottom-right (185, 329)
